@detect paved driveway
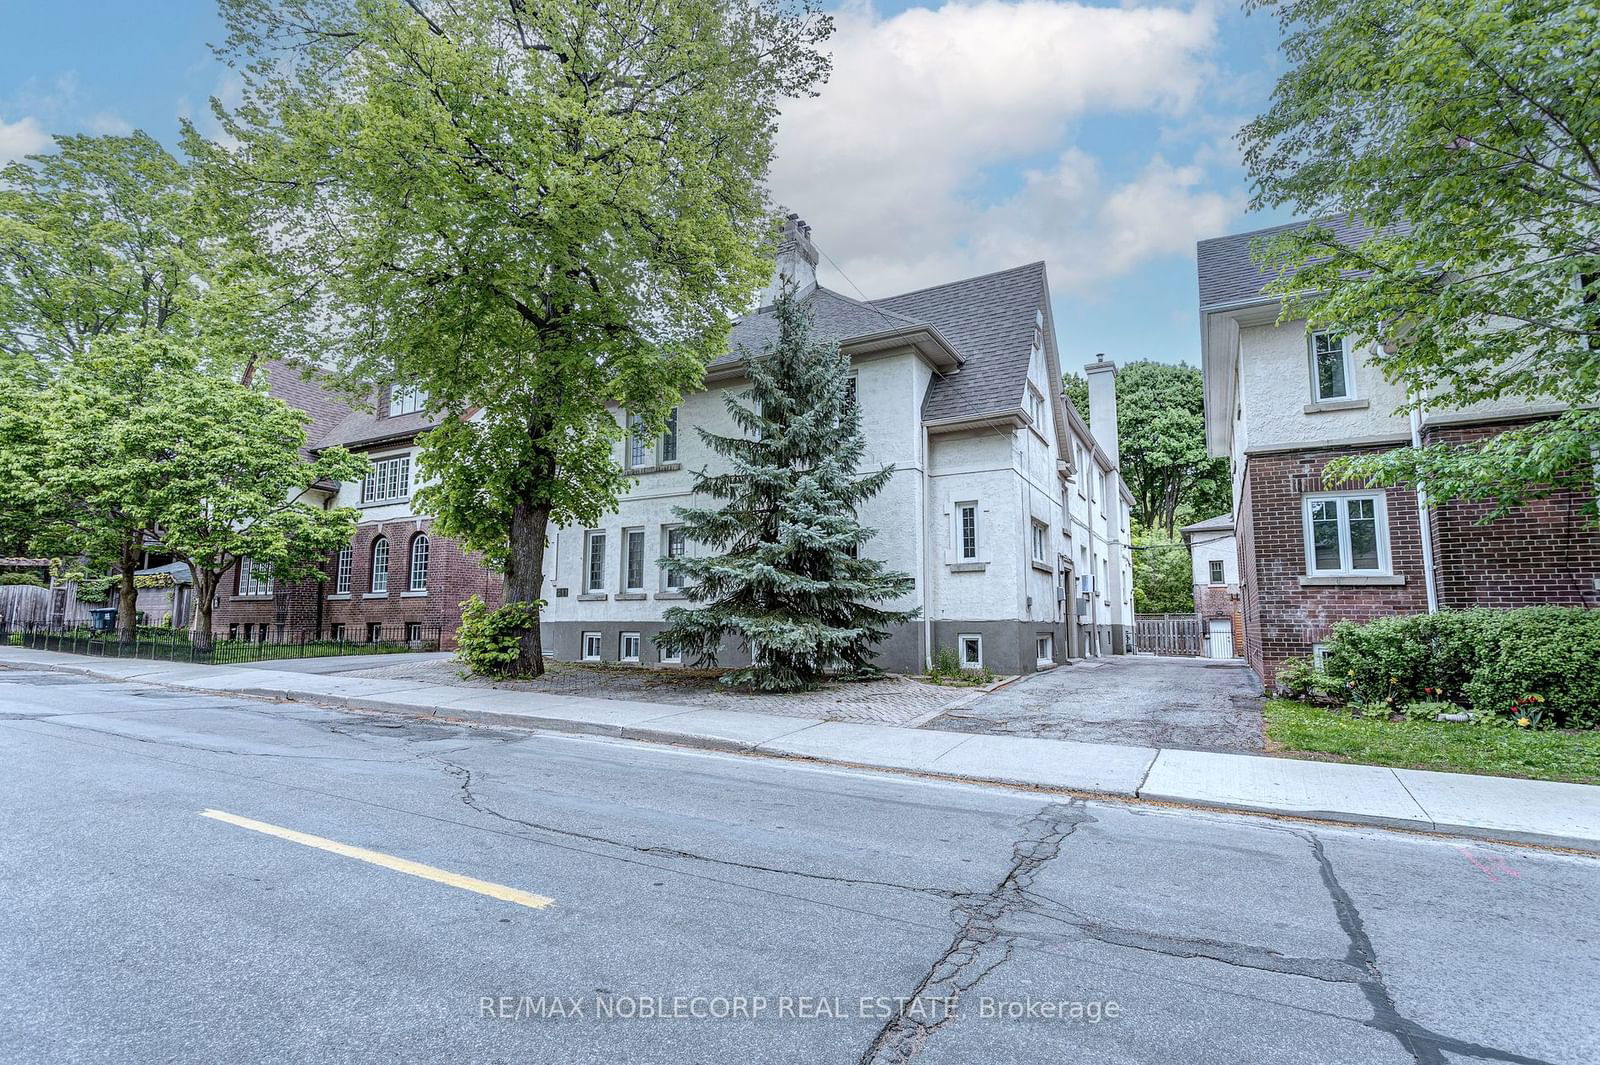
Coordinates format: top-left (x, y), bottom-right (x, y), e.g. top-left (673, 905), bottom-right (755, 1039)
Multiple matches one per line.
top-left (923, 655), bottom-right (1265, 753)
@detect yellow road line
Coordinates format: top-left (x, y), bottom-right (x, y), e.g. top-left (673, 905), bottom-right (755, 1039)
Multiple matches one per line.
top-left (200, 808), bottom-right (554, 910)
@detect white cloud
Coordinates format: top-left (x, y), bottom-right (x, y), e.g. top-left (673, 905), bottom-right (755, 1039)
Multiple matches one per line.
top-left (86, 112), bottom-right (134, 136)
top-left (769, 0), bottom-right (1234, 296)
top-left (0, 115), bottom-right (50, 163)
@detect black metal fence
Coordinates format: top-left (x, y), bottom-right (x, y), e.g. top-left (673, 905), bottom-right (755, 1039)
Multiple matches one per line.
top-left (3, 621), bottom-right (444, 665)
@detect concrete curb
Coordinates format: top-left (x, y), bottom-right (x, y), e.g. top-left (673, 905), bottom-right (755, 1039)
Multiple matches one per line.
top-left (5, 649), bottom-right (1598, 854)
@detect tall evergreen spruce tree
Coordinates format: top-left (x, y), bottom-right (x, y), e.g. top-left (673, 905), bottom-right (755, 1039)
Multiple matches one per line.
top-left (658, 290), bottom-right (919, 691)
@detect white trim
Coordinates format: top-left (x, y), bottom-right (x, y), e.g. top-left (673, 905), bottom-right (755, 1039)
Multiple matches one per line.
top-left (584, 530), bottom-right (607, 593)
top-left (958, 633), bottom-right (983, 669)
top-left (621, 526), bottom-right (646, 593)
top-left (619, 631), bottom-right (641, 663)
top-left (955, 501), bottom-right (980, 562)
top-left (1308, 331), bottom-right (1355, 403)
top-left (1302, 491), bottom-right (1391, 576)
top-left (1035, 633), bottom-right (1053, 667)
top-left (581, 631), bottom-right (602, 661)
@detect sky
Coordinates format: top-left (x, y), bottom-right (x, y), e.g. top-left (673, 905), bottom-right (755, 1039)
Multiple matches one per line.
top-left (0, 0), bottom-right (1297, 369)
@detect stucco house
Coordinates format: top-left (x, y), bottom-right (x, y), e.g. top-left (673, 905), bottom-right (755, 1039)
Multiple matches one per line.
top-left (214, 217), bottom-right (1135, 674)
top-left (1197, 216), bottom-right (1600, 685)
top-left (1180, 513), bottom-right (1240, 660)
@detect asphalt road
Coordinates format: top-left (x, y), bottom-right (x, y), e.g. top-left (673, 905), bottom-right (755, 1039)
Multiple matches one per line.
top-left (928, 655), bottom-right (1266, 752)
top-left (2, 664), bottom-right (1595, 1065)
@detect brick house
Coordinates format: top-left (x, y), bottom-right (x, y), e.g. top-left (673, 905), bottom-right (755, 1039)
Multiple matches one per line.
top-left (1197, 217), bottom-right (1600, 685)
top-left (1180, 513), bottom-right (1242, 659)
top-left (215, 217), bottom-right (1137, 672)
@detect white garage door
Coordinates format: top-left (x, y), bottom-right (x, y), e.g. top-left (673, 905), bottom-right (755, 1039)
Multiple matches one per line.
top-left (1207, 618), bottom-right (1235, 659)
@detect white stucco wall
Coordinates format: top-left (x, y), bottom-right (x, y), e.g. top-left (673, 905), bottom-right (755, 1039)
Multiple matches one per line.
top-left (1237, 319), bottom-right (1410, 452)
top-left (1189, 529), bottom-right (1237, 588)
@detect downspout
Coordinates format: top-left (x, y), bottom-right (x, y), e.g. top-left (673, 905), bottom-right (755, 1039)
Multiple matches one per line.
top-left (1410, 403), bottom-right (1440, 613)
top-left (921, 420), bottom-right (934, 670)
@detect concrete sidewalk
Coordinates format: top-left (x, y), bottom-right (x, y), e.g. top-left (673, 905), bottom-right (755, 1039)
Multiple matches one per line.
top-left (6, 646), bottom-right (1597, 853)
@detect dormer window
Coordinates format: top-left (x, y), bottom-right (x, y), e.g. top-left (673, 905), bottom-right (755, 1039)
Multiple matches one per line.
top-left (389, 385), bottom-right (426, 417)
top-left (1308, 333), bottom-right (1353, 402)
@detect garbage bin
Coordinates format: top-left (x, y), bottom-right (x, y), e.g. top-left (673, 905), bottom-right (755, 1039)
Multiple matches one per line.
top-left (88, 608), bottom-right (117, 633)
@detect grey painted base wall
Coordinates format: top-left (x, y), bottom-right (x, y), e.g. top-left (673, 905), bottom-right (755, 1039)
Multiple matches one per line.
top-left (540, 617), bottom-right (1078, 675)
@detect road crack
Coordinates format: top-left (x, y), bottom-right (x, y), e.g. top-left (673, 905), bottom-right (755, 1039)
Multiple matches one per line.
top-left (856, 801), bottom-right (1092, 1064)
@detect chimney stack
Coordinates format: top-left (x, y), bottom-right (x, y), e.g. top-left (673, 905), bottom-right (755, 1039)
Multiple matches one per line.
top-left (1084, 356), bottom-right (1119, 465)
top-left (761, 212), bottom-right (819, 307)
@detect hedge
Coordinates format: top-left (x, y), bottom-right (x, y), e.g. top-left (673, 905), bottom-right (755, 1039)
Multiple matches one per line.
top-left (1322, 607), bottom-right (1600, 728)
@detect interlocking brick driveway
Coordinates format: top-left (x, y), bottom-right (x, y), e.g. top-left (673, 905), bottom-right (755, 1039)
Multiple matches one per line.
top-left (921, 655), bottom-right (1265, 753)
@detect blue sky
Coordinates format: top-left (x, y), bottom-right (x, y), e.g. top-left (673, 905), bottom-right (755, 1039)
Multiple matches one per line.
top-left (1, 0), bottom-right (1296, 369)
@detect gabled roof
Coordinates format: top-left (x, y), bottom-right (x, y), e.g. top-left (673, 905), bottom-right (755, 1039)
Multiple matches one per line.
top-left (1196, 214), bottom-right (1409, 310)
top-left (317, 404), bottom-right (440, 452)
top-left (1180, 513), bottom-right (1234, 534)
top-left (879, 262), bottom-right (1046, 424)
top-left (259, 359), bottom-right (365, 459)
top-left (719, 287), bottom-right (932, 369)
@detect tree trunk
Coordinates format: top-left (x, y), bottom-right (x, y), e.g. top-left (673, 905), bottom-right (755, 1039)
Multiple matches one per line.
top-left (190, 570), bottom-right (219, 653)
top-left (116, 535), bottom-right (139, 644)
top-left (504, 489), bottom-right (553, 677)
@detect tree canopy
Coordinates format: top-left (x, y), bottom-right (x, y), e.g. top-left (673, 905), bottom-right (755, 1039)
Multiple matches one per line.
top-left (1240, 0), bottom-right (1600, 517)
top-left (205, 0), bottom-right (833, 674)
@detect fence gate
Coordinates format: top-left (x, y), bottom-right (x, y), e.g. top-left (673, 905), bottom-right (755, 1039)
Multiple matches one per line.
top-left (1134, 614), bottom-right (1202, 657)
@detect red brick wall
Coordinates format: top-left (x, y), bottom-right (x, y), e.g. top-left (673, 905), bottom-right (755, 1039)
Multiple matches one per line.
top-left (1239, 444), bottom-right (1429, 686)
top-left (1194, 583), bottom-right (1237, 620)
top-left (1422, 422), bottom-right (1600, 611)
top-left (211, 520), bottom-right (502, 646)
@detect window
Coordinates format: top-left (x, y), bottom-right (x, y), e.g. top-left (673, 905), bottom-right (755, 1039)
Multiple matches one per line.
top-left (370, 536), bottom-right (389, 593)
top-left (627, 412), bottom-right (649, 469)
top-left (657, 639), bottom-right (681, 665)
top-left (1208, 559), bottom-right (1225, 585)
top-left (405, 622), bottom-right (422, 643)
top-left (334, 545), bottom-right (352, 594)
top-left (238, 558), bottom-right (272, 597)
top-left (582, 632), bottom-right (602, 661)
top-left (620, 632), bottom-right (641, 663)
top-left (1309, 332), bottom-right (1353, 402)
top-left (585, 531), bottom-right (606, 592)
top-left (228, 623), bottom-right (239, 641)
top-left (1312, 643), bottom-right (1330, 668)
top-left (958, 634), bottom-right (983, 669)
top-left (388, 385), bottom-right (426, 417)
top-left (957, 502), bottom-right (978, 561)
top-left (660, 407), bottom-right (678, 463)
top-left (331, 623), bottom-right (345, 642)
top-left (1101, 559), bottom-right (1109, 600)
top-left (1036, 634), bottom-right (1053, 666)
top-left (1027, 386), bottom-right (1046, 428)
top-left (367, 622), bottom-right (383, 643)
top-left (1030, 521), bottom-right (1049, 564)
top-left (361, 455), bottom-right (411, 504)
top-left (1303, 493), bottom-right (1389, 575)
top-left (409, 534), bottom-right (429, 592)
top-left (844, 374), bottom-right (858, 411)
top-left (623, 528), bottom-right (645, 592)
top-left (664, 527), bottom-right (687, 590)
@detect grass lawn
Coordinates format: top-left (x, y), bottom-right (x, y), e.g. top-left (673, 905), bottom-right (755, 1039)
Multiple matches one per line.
top-left (1264, 699), bottom-right (1600, 785)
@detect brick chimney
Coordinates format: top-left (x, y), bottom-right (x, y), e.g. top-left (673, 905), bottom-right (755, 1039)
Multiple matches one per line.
top-left (761, 213), bottom-right (819, 307)
top-left (1085, 354), bottom-right (1119, 465)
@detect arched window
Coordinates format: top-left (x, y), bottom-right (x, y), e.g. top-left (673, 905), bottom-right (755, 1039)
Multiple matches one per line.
top-left (409, 534), bottom-right (429, 592)
top-left (370, 536), bottom-right (389, 593)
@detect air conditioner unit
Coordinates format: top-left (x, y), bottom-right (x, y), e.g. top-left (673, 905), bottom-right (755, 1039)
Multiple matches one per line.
top-left (1075, 596), bottom-right (1091, 618)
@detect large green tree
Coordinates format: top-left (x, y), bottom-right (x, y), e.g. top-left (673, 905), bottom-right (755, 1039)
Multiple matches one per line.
top-left (1063, 360), bottom-right (1229, 536)
top-left (657, 291), bottom-right (919, 690)
top-left (0, 131), bottom-right (281, 639)
top-left (203, 0), bottom-right (832, 674)
top-left (1241, 0), bottom-right (1600, 516)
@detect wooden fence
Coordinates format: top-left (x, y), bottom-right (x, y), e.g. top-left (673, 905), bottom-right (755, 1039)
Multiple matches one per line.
top-left (1133, 613), bottom-right (1202, 657)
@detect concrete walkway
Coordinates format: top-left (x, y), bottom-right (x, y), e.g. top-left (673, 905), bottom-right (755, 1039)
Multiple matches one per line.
top-left (5, 646), bottom-right (1597, 853)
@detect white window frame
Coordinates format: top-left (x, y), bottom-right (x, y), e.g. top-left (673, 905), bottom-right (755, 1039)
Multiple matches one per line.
top-left (1026, 385), bottom-right (1046, 430)
top-left (238, 558), bottom-right (272, 597)
top-left (361, 454), bottom-right (412, 505)
top-left (1312, 643), bottom-right (1330, 668)
top-left (1308, 332), bottom-right (1354, 403)
top-left (388, 385), bottom-right (426, 417)
top-left (622, 527), bottom-right (646, 593)
top-left (662, 526), bottom-right (687, 590)
top-left (1035, 634), bottom-right (1053, 667)
top-left (619, 632), bottom-right (641, 663)
top-left (958, 633), bottom-right (983, 670)
top-left (660, 407), bottom-right (678, 463)
top-left (404, 622), bottom-right (422, 643)
top-left (843, 373), bottom-right (859, 411)
top-left (581, 632), bottom-right (602, 662)
top-left (626, 412), bottom-right (649, 469)
top-left (370, 536), bottom-right (389, 594)
top-left (334, 546), bottom-right (352, 595)
top-left (956, 502), bottom-right (979, 561)
top-left (584, 530), bottom-right (607, 593)
top-left (657, 640), bottom-right (682, 665)
top-left (1208, 559), bottom-right (1225, 585)
top-left (1302, 492), bottom-right (1391, 576)
top-left (409, 534), bottom-right (429, 592)
top-left (1030, 520), bottom-right (1049, 564)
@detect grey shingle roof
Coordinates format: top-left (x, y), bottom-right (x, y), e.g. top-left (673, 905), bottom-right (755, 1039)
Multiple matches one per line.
top-left (1196, 214), bottom-right (1409, 310)
top-left (317, 405), bottom-right (440, 451)
top-left (260, 359), bottom-right (377, 458)
top-left (1180, 513), bottom-right (1234, 534)
top-left (878, 262), bottom-right (1045, 423)
top-left (718, 288), bottom-right (929, 369)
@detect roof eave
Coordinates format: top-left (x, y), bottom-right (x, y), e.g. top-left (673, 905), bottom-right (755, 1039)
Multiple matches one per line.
top-left (923, 410), bottom-right (1027, 435)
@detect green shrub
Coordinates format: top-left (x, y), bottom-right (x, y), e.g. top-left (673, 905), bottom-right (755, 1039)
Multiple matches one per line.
top-left (1274, 656), bottom-right (1338, 701)
top-left (454, 595), bottom-right (544, 678)
top-left (0, 573), bottom-right (45, 587)
top-left (929, 646), bottom-right (962, 678)
top-left (1323, 607), bottom-right (1600, 728)
top-left (1400, 700), bottom-right (1460, 722)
